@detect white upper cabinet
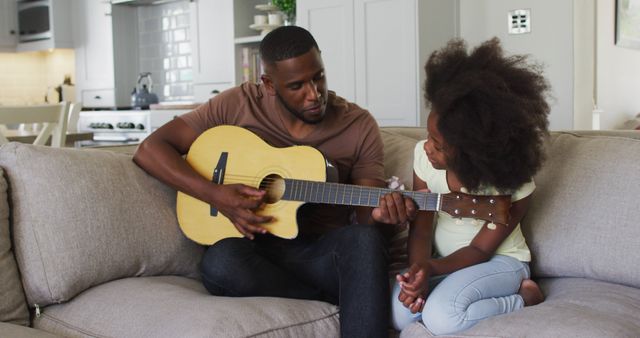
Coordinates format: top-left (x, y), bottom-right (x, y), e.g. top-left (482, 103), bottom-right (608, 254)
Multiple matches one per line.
top-left (73, 1), bottom-right (139, 108)
top-left (190, 0), bottom-right (234, 87)
top-left (298, 0), bottom-right (456, 126)
top-left (190, 0), bottom-right (267, 102)
top-left (298, 0), bottom-right (418, 126)
top-left (73, 0), bottom-right (116, 107)
top-left (0, 0), bottom-right (18, 51)
top-left (73, 0), bottom-right (115, 91)
top-left (297, 0), bottom-right (355, 103)
top-left (353, 0), bottom-right (419, 126)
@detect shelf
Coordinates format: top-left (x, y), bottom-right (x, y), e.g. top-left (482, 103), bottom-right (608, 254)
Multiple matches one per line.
top-left (255, 3), bottom-right (279, 12)
top-left (249, 23), bottom-right (282, 35)
top-left (235, 35), bottom-right (263, 44)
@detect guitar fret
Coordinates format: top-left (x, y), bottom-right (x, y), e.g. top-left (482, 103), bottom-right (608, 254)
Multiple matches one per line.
top-left (322, 182), bottom-right (327, 203)
top-left (350, 186), bottom-right (355, 205)
top-left (304, 180), bottom-right (309, 201)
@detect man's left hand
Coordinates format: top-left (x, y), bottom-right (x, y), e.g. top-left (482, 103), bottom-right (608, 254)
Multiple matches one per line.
top-left (371, 191), bottom-right (417, 225)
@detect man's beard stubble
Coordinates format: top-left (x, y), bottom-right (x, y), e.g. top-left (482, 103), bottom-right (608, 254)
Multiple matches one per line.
top-left (275, 91), bottom-right (324, 125)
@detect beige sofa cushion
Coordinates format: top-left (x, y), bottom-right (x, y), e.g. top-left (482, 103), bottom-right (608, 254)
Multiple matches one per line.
top-left (381, 128), bottom-right (423, 191)
top-left (400, 277), bottom-right (640, 337)
top-left (0, 322), bottom-right (61, 338)
top-left (34, 276), bottom-right (340, 338)
top-left (0, 168), bottom-right (30, 326)
top-left (524, 133), bottom-right (640, 288)
top-left (0, 143), bottom-right (204, 307)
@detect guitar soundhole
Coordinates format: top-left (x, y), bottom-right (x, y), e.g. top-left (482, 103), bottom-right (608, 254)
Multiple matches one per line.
top-left (260, 174), bottom-right (285, 203)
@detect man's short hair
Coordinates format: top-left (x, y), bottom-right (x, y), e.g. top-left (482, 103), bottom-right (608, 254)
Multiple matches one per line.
top-left (260, 26), bottom-right (319, 66)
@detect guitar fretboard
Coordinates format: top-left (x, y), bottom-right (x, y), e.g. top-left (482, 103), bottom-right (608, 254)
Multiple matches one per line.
top-left (282, 179), bottom-right (440, 211)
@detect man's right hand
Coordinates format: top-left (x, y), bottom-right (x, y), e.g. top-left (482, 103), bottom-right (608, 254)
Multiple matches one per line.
top-left (211, 184), bottom-right (274, 240)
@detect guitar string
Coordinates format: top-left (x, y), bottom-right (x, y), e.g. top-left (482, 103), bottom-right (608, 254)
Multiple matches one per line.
top-left (218, 174), bottom-right (434, 197)
top-left (214, 174), bottom-right (495, 203)
top-left (211, 175), bottom-right (499, 218)
top-left (212, 174), bottom-right (441, 211)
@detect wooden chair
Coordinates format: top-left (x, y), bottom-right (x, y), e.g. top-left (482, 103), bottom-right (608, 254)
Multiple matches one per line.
top-left (0, 102), bottom-right (70, 147)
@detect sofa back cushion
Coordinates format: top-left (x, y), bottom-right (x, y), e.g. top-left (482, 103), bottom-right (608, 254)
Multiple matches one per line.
top-left (381, 128), bottom-right (424, 190)
top-left (524, 133), bottom-right (640, 288)
top-left (0, 168), bottom-right (30, 325)
top-left (0, 143), bottom-right (204, 307)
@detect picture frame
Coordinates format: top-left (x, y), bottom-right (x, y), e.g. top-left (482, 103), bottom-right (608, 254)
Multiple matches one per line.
top-left (615, 0), bottom-right (640, 49)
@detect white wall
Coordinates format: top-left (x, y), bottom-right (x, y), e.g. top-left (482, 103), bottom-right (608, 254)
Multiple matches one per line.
top-left (596, 0), bottom-right (640, 129)
top-left (418, 0), bottom-right (459, 126)
top-left (573, 0), bottom-right (596, 130)
top-left (457, 0), bottom-right (575, 130)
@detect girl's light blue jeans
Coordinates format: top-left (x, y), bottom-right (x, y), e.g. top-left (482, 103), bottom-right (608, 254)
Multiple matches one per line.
top-left (391, 255), bottom-right (530, 335)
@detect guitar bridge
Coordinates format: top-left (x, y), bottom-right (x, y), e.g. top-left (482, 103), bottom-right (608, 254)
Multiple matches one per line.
top-left (210, 152), bottom-right (228, 216)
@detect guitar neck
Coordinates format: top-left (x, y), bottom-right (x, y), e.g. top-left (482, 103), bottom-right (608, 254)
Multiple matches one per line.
top-left (282, 179), bottom-right (440, 211)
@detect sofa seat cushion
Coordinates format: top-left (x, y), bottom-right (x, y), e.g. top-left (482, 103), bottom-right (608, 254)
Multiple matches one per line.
top-left (399, 277), bottom-right (640, 338)
top-left (0, 143), bottom-right (204, 307)
top-left (0, 167), bottom-right (29, 325)
top-left (34, 276), bottom-right (340, 338)
top-left (0, 322), bottom-right (61, 338)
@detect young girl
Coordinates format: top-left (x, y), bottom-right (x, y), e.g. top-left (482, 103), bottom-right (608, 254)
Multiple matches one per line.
top-left (391, 38), bottom-right (550, 335)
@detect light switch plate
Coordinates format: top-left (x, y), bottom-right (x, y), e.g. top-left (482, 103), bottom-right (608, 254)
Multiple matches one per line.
top-left (508, 9), bottom-right (531, 34)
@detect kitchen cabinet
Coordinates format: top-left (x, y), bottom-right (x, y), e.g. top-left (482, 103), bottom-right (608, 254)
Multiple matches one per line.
top-left (231, 0), bottom-right (269, 86)
top-left (73, 0), bottom-right (115, 106)
top-left (73, 0), bottom-right (139, 108)
top-left (189, 0), bottom-right (235, 102)
top-left (190, 0), bottom-right (267, 102)
top-left (297, 0), bottom-right (456, 127)
top-left (0, 0), bottom-right (17, 51)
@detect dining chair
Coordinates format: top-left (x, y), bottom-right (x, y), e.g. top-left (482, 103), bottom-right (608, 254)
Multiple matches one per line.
top-left (66, 102), bottom-right (83, 133)
top-left (0, 102), bottom-right (70, 147)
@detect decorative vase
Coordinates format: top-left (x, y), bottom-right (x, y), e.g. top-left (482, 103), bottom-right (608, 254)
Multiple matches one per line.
top-left (284, 14), bottom-right (296, 26)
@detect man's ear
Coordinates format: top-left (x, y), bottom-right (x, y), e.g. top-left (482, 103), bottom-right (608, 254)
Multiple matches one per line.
top-left (261, 74), bottom-right (276, 96)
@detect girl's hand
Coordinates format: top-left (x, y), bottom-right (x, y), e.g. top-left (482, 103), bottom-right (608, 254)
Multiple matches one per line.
top-left (396, 263), bottom-right (430, 313)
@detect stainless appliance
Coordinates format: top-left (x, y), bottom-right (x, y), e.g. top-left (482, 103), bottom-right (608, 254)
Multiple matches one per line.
top-left (17, 0), bottom-right (52, 42)
top-left (76, 111), bottom-right (151, 147)
top-left (76, 110), bottom-right (186, 147)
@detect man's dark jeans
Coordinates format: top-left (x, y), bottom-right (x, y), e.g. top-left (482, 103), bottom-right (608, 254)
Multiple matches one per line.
top-left (200, 224), bottom-right (390, 338)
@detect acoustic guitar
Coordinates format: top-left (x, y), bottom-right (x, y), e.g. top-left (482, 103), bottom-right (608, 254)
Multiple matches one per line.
top-left (176, 126), bottom-right (511, 245)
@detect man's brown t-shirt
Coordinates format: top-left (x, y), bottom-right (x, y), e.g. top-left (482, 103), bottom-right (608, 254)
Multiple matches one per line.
top-left (180, 82), bottom-right (384, 236)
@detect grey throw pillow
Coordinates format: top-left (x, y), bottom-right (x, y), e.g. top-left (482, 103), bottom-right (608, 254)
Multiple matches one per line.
top-left (0, 143), bottom-right (204, 307)
top-left (0, 167), bottom-right (30, 326)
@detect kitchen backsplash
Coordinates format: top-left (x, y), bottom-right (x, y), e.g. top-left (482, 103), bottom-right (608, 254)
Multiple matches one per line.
top-left (137, 0), bottom-right (194, 103)
top-left (0, 49), bottom-right (75, 106)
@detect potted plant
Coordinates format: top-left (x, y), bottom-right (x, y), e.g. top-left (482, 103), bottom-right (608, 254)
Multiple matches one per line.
top-left (272, 0), bottom-right (295, 25)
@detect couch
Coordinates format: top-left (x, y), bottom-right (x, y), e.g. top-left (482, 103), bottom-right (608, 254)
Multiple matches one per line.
top-left (1, 127), bottom-right (640, 337)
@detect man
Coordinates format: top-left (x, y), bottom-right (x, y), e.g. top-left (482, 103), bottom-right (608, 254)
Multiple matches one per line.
top-left (133, 26), bottom-right (415, 337)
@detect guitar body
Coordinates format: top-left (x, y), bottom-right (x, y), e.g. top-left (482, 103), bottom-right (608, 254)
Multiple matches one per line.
top-left (176, 125), bottom-right (328, 245)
